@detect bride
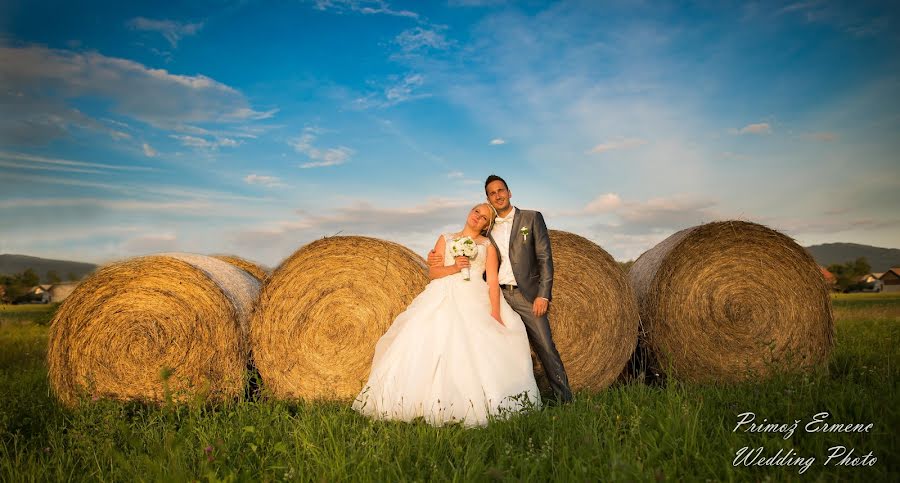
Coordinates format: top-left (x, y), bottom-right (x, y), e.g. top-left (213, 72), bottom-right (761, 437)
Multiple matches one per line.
top-left (352, 203), bottom-right (541, 427)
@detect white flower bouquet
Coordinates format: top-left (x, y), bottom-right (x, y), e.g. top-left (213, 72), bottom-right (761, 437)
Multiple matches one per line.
top-left (449, 236), bottom-right (478, 280)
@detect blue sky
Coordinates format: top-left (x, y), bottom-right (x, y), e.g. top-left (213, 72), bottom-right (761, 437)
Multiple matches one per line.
top-left (1, 0), bottom-right (898, 268)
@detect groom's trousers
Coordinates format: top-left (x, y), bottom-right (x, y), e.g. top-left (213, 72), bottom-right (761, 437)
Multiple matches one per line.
top-left (503, 286), bottom-right (573, 402)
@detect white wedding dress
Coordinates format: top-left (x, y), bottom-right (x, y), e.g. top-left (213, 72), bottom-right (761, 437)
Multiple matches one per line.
top-left (352, 234), bottom-right (541, 427)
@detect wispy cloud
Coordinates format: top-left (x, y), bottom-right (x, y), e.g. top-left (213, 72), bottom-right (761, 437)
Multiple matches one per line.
top-left (233, 197), bottom-right (470, 260)
top-left (395, 27), bottom-right (451, 52)
top-left (142, 143), bottom-right (158, 157)
top-left (353, 74), bottom-right (429, 109)
top-left (489, 138), bottom-right (506, 145)
top-left (448, 0), bottom-right (506, 6)
top-left (127, 17), bottom-right (204, 47)
top-left (0, 160), bottom-right (104, 175)
top-left (447, 170), bottom-right (480, 185)
top-left (777, 0), bottom-right (890, 37)
top-left (311, 0), bottom-right (418, 19)
top-left (289, 127), bottom-right (355, 168)
top-left (0, 197), bottom-right (215, 213)
top-left (588, 138), bottom-right (648, 154)
top-left (244, 174), bottom-right (285, 188)
top-left (169, 134), bottom-right (241, 149)
top-left (0, 151), bottom-right (154, 172)
top-left (0, 45), bottom-right (273, 146)
top-left (732, 122), bottom-right (772, 135)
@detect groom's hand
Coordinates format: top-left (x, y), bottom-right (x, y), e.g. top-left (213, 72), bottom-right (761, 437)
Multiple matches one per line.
top-left (532, 297), bottom-right (549, 317)
top-left (427, 250), bottom-right (444, 267)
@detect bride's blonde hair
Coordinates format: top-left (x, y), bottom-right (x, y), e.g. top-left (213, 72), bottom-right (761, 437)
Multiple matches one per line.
top-left (475, 202), bottom-right (497, 236)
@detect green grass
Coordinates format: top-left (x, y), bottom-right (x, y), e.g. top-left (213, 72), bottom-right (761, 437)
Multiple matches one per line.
top-left (0, 295), bottom-right (897, 482)
top-left (0, 303), bottom-right (59, 326)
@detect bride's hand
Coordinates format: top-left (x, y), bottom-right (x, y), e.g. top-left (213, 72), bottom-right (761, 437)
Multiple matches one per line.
top-left (492, 311), bottom-right (504, 326)
top-left (453, 256), bottom-right (470, 271)
top-left (427, 250), bottom-right (443, 267)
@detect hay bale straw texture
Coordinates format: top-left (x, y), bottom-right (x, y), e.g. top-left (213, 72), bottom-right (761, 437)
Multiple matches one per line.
top-left (48, 253), bottom-right (261, 406)
top-left (537, 230), bottom-right (639, 392)
top-left (250, 236), bottom-right (429, 400)
top-left (211, 254), bottom-right (269, 283)
top-left (628, 220), bottom-right (834, 383)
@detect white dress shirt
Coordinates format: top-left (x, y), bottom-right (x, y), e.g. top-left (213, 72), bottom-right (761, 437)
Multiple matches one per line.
top-left (491, 206), bottom-right (518, 286)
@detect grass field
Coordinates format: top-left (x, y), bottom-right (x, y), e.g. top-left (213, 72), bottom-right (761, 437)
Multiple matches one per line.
top-left (1, 294), bottom-right (897, 481)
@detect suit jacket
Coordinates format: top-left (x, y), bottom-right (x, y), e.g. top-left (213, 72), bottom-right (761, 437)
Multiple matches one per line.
top-left (488, 208), bottom-right (553, 303)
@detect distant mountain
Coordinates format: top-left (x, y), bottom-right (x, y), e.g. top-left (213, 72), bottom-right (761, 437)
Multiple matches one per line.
top-left (805, 243), bottom-right (900, 272)
top-left (0, 254), bottom-right (97, 282)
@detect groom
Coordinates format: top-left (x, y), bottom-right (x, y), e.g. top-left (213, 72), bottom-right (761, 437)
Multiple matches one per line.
top-left (429, 174), bottom-right (573, 404)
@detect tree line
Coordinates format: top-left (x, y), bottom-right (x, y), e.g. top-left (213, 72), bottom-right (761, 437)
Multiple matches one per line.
top-left (826, 257), bottom-right (873, 292)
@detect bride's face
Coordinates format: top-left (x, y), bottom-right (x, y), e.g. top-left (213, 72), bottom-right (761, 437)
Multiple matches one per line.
top-left (467, 205), bottom-right (491, 232)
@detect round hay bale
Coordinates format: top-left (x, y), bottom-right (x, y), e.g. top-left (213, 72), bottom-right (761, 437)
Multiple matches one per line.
top-left (532, 230), bottom-right (639, 392)
top-left (47, 253), bottom-right (261, 406)
top-left (211, 254), bottom-right (269, 283)
top-left (250, 236), bottom-right (429, 400)
top-left (628, 220), bottom-right (834, 383)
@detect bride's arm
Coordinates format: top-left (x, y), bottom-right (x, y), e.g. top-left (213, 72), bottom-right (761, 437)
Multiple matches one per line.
top-left (428, 236), bottom-right (467, 280)
top-left (485, 244), bottom-right (504, 326)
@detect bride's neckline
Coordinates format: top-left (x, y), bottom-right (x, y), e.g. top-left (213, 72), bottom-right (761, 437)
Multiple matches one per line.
top-left (448, 231), bottom-right (489, 244)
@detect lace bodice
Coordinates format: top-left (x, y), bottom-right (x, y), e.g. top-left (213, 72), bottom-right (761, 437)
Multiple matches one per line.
top-left (443, 233), bottom-right (491, 279)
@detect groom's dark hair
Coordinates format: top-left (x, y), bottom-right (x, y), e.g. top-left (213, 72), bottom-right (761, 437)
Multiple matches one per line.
top-left (484, 174), bottom-right (508, 194)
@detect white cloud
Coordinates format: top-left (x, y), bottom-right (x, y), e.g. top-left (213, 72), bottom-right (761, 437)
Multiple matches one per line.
top-left (561, 193), bottom-right (723, 236)
top-left (289, 127), bottom-right (354, 168)
top-left (353, 74), bottom-right (429, 109)
top-left (126, 17), bottom-right (204, 47)
top-left (311, 0), bottom-right (419, 19)
top-left (489, 138), bottom-right (506, 145)
top-left (588, 138), bottom-right (648, 154)
top-left (584, 193), bottom-right (622, 213)
top-left (142, 142), bottom-right (158, 157)
top-left (447, 171), bottom-right (464, 178)
top-left (395, 27), bottom-right (451, 52)
top-left (0, 45), bottom-right (273, 146)
top-left (385, 74), bottom-right (425, 103)
top-left (169, 134), bottom-right (242, 149)
top-left (244, 174), bottom-right (285, 188)
top-left (735, 122), bottom-right (772, 135)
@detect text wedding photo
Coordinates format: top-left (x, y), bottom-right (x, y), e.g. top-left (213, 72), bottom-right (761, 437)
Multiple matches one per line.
top-left (1, 1), bottom-right (897, 481)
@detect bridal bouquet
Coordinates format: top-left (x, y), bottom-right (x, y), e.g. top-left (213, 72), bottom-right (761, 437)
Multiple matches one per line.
top-left (449, 236), bottom-right (477, 280)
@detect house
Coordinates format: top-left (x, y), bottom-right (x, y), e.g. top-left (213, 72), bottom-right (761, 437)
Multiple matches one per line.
top-left (25, 285), bottom-right (52, 303)
top-left (859, 273), bottom-right (884, 283)
top-left (879, 268), bottom-right (900, 293)
top-left (23, 282), bottom-right (80, 303)
top-left (48, 282), bottom-right (79, 303)
top-left (819, 266), bottom-right (837, 290)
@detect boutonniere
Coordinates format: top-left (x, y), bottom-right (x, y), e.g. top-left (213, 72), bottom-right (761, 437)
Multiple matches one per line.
top-left (520, 227), bottom-right (529, 242)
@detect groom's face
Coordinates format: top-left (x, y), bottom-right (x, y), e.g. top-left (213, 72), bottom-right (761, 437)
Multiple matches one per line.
top-left (486, 180), bottom-right (511, 213)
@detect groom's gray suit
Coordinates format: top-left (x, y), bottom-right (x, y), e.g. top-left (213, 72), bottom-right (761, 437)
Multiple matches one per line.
top-left (489, 208), bottom-right (573, 402)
